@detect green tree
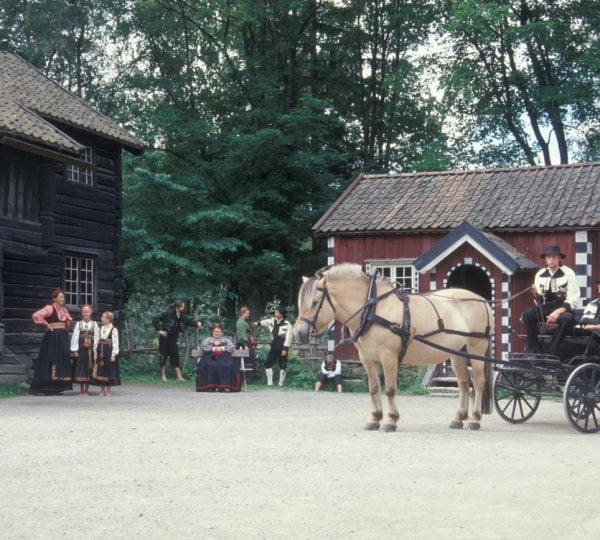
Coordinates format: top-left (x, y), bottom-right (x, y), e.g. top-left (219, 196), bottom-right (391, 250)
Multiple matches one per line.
top-left (439, 0), bottom-right (600, 166)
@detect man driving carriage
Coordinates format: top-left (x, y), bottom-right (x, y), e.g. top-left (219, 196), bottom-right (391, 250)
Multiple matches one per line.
top-left (522, 245), bottom-right (580, 357)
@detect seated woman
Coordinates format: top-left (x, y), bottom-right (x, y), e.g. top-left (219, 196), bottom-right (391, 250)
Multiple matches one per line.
top-left (196, 324), bottom-right (241, 392)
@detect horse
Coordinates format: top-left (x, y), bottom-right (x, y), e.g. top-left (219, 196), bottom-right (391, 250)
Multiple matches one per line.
top-left (294, 263), bottom-right (494, 432)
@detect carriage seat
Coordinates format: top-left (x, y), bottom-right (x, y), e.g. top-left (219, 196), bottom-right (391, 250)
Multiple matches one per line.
top-left (532, 309), bottom-right (600, 360)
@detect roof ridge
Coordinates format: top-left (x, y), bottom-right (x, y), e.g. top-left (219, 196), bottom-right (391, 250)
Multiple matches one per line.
top-left (361, 162), bottom-right (600, 179)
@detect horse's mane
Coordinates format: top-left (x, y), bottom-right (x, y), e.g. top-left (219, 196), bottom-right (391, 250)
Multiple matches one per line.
top-left (325, 263), bottom-right (366, 281)
top-left (299, 276), bottom-right (319, 311)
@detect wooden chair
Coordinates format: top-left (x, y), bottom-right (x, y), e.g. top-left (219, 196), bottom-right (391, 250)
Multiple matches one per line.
top-left (233, 348), bottom-right (253, 392)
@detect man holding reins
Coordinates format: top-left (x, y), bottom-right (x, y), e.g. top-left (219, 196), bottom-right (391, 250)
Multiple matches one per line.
top-left (522, 245), bottom-right (580, 357)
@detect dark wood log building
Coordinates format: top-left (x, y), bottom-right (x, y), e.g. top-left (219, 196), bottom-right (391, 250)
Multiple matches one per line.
top-left (313, 164), bottom-right (600, 361)
top-left (0, 51), bottom-right (146, 383)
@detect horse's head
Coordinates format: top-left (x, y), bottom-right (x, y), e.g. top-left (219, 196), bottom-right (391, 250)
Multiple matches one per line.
top-left (294, 274), bottom-right (335, 343)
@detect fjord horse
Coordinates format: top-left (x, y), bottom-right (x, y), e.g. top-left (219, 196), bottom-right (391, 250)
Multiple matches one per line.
top-left (294, 264), bottom-right (494, 432)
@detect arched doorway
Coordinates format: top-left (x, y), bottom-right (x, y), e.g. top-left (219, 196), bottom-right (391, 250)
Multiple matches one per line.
top-left (446, 264), bottom-right (492, 300)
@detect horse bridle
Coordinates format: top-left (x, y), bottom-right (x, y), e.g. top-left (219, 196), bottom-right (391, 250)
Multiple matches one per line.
top-left (299, 283), bottom-right (335, 332)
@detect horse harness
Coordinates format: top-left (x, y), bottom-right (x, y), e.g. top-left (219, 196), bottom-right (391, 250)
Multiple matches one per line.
top-left (306, 273), bottom-right (493, 365)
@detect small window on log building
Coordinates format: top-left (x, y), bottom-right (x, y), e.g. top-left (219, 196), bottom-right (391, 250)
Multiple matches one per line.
top-left (66, 146), bottom-right (94, 185)
top-left (64, 254), bottom-right (95, 306)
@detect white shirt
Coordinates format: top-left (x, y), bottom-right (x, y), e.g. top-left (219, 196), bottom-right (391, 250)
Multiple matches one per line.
top-left (70, 320), bottom-right (99, 352)
top-left (99, 324), bottom-right (119, 356)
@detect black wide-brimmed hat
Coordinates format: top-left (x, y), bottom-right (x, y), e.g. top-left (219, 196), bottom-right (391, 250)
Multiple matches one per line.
top-left (540, 245), bottom-right (565, 259)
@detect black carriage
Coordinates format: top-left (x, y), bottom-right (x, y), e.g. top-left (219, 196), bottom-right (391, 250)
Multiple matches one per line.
top-left (493, 326), bottom-right (600, 433)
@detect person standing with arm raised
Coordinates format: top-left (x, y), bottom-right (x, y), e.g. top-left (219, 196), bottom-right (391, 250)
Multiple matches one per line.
top-left (153, 300), bottom-right (202, 382)
top-left (256, 305), bottom-right (293, 387)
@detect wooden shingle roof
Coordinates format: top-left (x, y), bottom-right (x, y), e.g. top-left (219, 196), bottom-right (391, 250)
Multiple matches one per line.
top-left (0, 51), bottom-right (146, 154)
top-left (314, 163), bottom-right (600, 235)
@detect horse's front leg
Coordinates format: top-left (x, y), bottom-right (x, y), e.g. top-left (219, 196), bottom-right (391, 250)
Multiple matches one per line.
top-left (449, 357), bottom-right (470, 429)
top-left (380, 354), bottom-right (399, 432)
top-left (362, 359), bottom-right (383, 430)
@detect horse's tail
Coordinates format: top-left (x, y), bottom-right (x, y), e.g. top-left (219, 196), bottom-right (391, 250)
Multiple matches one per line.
top-left (481, 342), bottom-right (493, 415)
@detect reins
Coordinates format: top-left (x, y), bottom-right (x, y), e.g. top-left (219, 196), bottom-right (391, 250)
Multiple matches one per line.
top-left (302, 270), bottom-right (536, 366)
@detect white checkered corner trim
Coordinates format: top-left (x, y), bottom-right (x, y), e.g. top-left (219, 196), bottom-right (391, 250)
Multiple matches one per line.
top-left (575, 231), bottom-right (591, 302)
top-left (501, 274), bottom-right (511, 356)
top-left (327, 237), bottom-right (334, 266)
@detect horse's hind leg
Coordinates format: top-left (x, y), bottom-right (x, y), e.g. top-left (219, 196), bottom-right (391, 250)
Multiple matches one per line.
top-left (449, 357), bottom-right (470, 429)
top-left (362, 359), bottom-right (383, 430)
top-left (468, 359), bottom-right (486, 431)
top-left (381, 354), bottom-right (399, 432)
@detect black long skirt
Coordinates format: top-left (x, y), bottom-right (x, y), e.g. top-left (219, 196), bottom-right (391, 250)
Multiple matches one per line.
top-left (196, 352), bottom-right (241, 392)
top-left (30, 328), bottom-right (73, 394)
top-left (73, 349), bottom-right (93, 382)
top-left (90, 341), bottom-right (121, 387)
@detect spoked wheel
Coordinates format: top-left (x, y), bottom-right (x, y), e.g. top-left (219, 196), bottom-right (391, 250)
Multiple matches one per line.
top-left (563, 363), bottom-right (600, 433)
top-left (493, 370), bottom-right (542, 423)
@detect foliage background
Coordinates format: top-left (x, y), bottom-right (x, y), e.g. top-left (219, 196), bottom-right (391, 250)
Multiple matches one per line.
top-left (1, 0), bottom-right (598, 330)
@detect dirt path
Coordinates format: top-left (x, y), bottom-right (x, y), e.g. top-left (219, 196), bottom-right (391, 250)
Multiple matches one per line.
top-left (1, 384), bottom-right (598, 539)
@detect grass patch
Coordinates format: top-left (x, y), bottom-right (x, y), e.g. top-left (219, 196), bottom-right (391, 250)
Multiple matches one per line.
top-left (0, 383), bottom-right (27, 398)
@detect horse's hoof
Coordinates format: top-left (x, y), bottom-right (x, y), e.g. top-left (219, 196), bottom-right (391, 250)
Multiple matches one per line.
top-left (467, 422), bottom-right (481, 431)
top-left (364, 422), bottom-right (380, 431)
top-left (380, 424), bottom-right (397, 433)
top-left (449, 420), bottom-right (464, 429)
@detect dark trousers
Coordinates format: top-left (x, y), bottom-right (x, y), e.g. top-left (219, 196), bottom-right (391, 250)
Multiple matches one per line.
top-left (522, 307), bottom-right (574, 356)
top-left (316, 372), bottom-right (342, 385)
top-left (264, 349), bottom-right (287, 370)
top-left (159, 334), bottom-right (180, 368)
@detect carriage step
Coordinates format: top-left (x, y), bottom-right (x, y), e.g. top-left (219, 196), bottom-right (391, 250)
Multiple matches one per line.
top-left (429, 376), bottom-right (459, 387)
top-left (427, 386), bottom-right (459, 397)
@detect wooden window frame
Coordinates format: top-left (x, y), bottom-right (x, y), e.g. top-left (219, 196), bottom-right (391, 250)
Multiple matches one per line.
top-left (63, 253), bottom-right (97, 308)
top-left (65, 146), bottom-right (95, 186)
top-left (365, 259), bottom-right (419, 292)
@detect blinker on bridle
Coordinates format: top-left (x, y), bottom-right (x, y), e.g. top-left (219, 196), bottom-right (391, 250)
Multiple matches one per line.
top-left (299, 285), bottom-right (335, 333)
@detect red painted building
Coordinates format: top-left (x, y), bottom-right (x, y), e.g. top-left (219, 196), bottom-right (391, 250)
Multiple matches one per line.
top-left (313, 164), bottom-right (600, 360)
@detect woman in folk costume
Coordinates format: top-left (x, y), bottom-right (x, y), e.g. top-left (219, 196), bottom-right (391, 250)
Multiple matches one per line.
top-left (31, 289), bottom-right (73, 394)
top-left (196, 323), bottom-right (241, 392)
top-left (153, 300), bottom-right (202, 382)
top-left (70, 304), bottom-right (99, 395)
top-left (91, 311), bottom-right (121, 396)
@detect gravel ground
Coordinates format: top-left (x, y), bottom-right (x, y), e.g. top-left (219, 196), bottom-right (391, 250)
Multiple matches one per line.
top-left (1, 383), bottom-right (599, 540)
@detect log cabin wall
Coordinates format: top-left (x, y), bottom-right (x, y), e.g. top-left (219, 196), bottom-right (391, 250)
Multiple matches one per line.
top-left (0, 127), bottom-right (124, 367)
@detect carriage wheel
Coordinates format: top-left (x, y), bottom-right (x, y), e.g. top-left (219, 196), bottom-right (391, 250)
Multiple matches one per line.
top-left (493, 370), bottom-right (541, 424)
top-left (563, 363), bottom-right (600, 434)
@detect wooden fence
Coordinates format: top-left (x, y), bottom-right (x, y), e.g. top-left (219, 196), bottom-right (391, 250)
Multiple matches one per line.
top-left (120, 318), bottom-right (362, 373)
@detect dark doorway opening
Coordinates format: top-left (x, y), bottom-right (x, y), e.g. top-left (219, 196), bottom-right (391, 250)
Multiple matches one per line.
top-left (446, 264), bottom-right (492, 300)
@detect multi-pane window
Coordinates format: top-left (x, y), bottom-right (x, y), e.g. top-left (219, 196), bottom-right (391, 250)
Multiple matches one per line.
top-left (64, 255), bottom-right (95, 306)
top-left (366, 260), bottom-right (418, 291)
top-left (65, 146), bottom-right (94, 185)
